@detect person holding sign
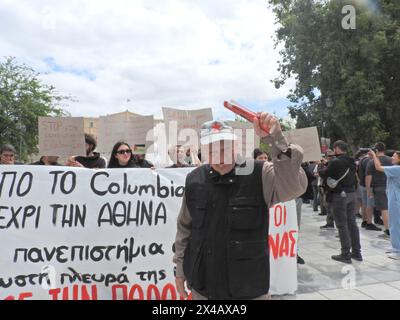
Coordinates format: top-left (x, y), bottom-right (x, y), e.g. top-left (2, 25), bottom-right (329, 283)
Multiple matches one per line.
top-left (174, 111), bottom-right (307, 300)
top-left (30, 156), bottom-right (60, 166)
top-left (67, 134), bottom-right (106, 169)
top-left (0, 144), bottom-right (22, 165)
top-left (132, 144), bottom-right (154, 168)
top-left (108, 142), bottom-right (139, 168)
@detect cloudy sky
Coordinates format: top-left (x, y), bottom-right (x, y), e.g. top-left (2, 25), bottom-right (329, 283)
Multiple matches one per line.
top-left (0, 0), bottom-right (295, 120)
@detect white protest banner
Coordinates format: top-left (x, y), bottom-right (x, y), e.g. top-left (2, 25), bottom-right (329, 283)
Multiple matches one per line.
top-left (283, 127), bottom-right (321, 162)
top-left (97, 114), bottom-right (154, 154)
top-left (38, 117), bottom-right (86, 157)
top-left (162, 107), bottom-right (213, 145)
top-left (226, 121), bottom-right (260, 158)
top-left (269, 200), bottom-right (298, 295)
top-left (0, 166), bottom-right (296, 300)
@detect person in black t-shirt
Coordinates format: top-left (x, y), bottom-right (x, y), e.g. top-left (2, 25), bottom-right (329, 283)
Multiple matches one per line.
top-left (319, 140), bottom-right (362, 264)
top-left (357, 151), bottom-right (381, 231)
top-left (366, 142), bottom-right (393, 237)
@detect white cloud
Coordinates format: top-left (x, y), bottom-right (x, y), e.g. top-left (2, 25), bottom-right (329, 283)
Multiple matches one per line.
top-left (0, 0), bottom-right (294, 119)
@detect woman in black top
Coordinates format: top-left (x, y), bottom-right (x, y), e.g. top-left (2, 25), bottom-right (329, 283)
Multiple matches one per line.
top-left (108, 142), bottom-right (139, 168)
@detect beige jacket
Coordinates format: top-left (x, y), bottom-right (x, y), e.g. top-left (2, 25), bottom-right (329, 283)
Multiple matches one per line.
top-left (173, 130), bottom-right (308, 278)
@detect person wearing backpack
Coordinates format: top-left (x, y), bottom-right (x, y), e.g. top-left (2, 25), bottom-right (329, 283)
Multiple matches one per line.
top-left (318, 140), bottom-right (362, 264)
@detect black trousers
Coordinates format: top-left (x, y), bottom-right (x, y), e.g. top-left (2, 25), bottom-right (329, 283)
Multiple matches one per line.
top-left (330, 192), bottom-right (361, 256)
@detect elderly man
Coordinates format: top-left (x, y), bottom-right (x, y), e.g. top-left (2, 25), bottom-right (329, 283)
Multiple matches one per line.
top-left (0, 144), bottom-right (21, 165)
top-left (173, 113), bottom-right (307, 300)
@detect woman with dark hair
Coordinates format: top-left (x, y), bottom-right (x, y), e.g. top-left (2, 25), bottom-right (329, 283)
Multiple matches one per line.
top-left (253, 148), bottom-right (270, 161)
top-left (108, 142), bottom-right (138, 168)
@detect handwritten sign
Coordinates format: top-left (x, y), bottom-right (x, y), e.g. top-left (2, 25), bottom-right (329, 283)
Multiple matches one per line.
top-left (38, 117), bottom-right (86, 156)
top-left (226, 121), bottom-right (260, 158)
top-left (0, 166), bottom-right (297, 300)
top-left (97, 114), bottom-right (154, 154)
top-left (283, 127), bottom-right (321, 162)
top-left (162, 107), bottom-right (213, 144)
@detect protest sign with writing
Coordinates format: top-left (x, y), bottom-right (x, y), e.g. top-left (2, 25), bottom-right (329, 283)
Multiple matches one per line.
top-left (38, 117), bottom-right (86, 157)
top-left (226, 121), bottom-right (260, 158)
top-left (97, 114), bottom-right (154, 154)
top-left (162, 107), bottom-right (213, 145)
top-left (0, 166), bottom-right (296, 300)
top-left (283, 127), bottom-right (321, 162)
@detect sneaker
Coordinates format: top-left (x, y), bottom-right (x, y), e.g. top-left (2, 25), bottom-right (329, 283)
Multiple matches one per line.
top-left (378, 231), bottom-right (390, 240)
top-left (351, 253), bottom-right (363, 261)
top-left (365, 224), bottom-right (382, 231)
top-left (320, 224), bottom-right (335, 230)
top-left (331, 254), bottom-right (352, 264)
top-left (361, 221), bottom-right (367, 228)
top-left (374, 217), bottom-right (384, 225)
top-left (355, 213), bottom-right (363, 219)
top-left (297, 255), bottom-right (305, 265)
top-left (318, 212), bottom-right (327, 216)
top-left (385, 229), bottom-right (390, 236)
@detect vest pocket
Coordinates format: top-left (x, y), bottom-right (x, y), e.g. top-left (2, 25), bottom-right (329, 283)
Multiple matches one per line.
top-left (227, 240), bottom-right (269, 297)
top-left (229, 197), bottom-right (261, 230)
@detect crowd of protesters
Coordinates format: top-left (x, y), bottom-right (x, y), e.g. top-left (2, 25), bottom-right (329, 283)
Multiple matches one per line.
top-left (297, 141), bottom-right (400, 263)
top-left (2, 134), bottom-right (400, 263)
top-left (0, 133), bottom-right (201, 169)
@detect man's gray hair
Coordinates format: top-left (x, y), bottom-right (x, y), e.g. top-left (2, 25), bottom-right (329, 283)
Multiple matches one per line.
top-left (0, 144), bottom-right (16, 154)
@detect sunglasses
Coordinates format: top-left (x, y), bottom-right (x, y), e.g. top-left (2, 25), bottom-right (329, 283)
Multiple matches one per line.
top-left (116, 149), bottom-right (132, 155)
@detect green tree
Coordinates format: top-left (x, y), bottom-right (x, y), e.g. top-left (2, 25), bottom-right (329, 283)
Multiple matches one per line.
top-left (0, 57), bottom-right (70, 160)
top-left (269, 0), bottom-right (400, 151)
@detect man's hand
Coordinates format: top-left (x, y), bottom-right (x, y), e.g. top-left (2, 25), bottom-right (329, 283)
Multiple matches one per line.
top-left (0, 157), bottom-right (14, 165)
top-left (66, 156), bottom-right (84, 168)
top-left (253, 112), bottom-right (282, 138)
top-left (368, 149), bottom-right (377, 158)
top-left (175, 276), bottom-right (188, 299)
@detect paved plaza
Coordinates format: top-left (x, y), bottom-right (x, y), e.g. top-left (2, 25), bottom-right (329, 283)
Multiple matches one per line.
top-left (273, 203), bottom-right (400, 300)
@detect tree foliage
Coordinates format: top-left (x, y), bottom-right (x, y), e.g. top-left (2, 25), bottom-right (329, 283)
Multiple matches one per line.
top-left (0, 57), bottom-right (70, 160)
top-left (269, 0), bottom-right (400, 151)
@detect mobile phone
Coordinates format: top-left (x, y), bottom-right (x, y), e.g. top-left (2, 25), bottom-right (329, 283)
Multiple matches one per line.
top-left (223, 100), bottom-right (270, 134)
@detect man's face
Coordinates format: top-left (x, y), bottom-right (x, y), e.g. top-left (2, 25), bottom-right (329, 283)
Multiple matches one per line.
top-left (392, 153), bottom-right (399, 165)
top-left (333, 147), bottom-right (341, 155)
top-left (203, 140), bottom-right (236, 174)
top-left (0, 151), bottom-right (15, 165)
top-left (177, 147), bottom-right (186, 163)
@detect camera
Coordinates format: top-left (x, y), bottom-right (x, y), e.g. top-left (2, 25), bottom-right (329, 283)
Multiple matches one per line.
top-left (359, 148), bottom-right (370, 153)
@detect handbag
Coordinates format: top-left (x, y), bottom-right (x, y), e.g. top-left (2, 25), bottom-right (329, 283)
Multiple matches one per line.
top-left (326, 168), bottom-right (350, 189)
